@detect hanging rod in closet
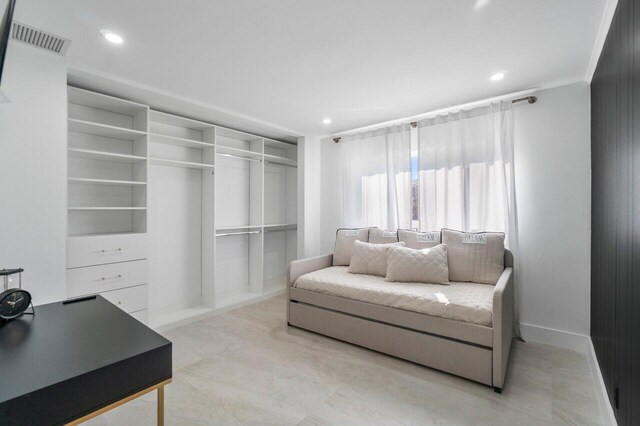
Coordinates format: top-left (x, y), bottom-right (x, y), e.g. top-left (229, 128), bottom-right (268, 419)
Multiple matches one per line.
top-left (216, 153), bottom-right (261, 162)
top-left (332, 95), bottom-right (539, 142)
top-left (266, 161), bottom-right (297, 168)
top-left (216, 230), bottom-right (262, 237)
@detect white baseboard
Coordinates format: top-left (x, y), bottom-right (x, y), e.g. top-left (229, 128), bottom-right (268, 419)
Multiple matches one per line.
top-left (519, 322), bottom-right (590, 353)
top-left (587, 339), bottom-right (617, 426)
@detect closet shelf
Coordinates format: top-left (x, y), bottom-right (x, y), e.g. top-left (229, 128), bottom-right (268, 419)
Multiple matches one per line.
top-left (216, 145), bottom-right (262, 160)
top-left (216, 225), bottom-right (262, 231)
top-left (68, 178), bottom-right (147, 187)
top-left (68, 148), bottom-right (147, 164)
top-left (150, 110), bottom-right (215, 130)
top-left (68, 87), bottom-right (148, 116)
top-left (68, 207), bottom-right (147, 211)
top-left (149, 133), bottom-right (215, 149)
top-left (263, 154), bottom-right (297, 167)
top-left (68, 231), bottom-right (148, 239)
top-left (68, 118), bottom-right (147, 141)
top-left (149, 157), bottom-right (215, 170)
top-left (264, 223), bottom-right (298, 232)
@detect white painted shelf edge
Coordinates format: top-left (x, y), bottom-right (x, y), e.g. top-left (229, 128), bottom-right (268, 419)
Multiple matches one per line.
top-left (68, 148), bottom-right (147, 163)
top-left (68, 207), bottom-right (147, 211)
top-left (68, 231), bottom-right (148, 239)
top-left (216, 224), bottom-right (262, 231)
top-left (68, 178), bottom-right (147, 186)
top-left (68, 118), bottom-right (147, 139)
top-left (149, 132), bottom-right (215, 149)
top-left (149, 157), bottom-right (215, 170)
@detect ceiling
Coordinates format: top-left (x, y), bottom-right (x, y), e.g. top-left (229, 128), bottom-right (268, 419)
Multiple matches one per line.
top-left (15, 0), bottom-right (608, 137)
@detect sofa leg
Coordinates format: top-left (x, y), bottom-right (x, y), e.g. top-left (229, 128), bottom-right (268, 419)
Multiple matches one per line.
top-left (493, 387), bottom-right (502, 394)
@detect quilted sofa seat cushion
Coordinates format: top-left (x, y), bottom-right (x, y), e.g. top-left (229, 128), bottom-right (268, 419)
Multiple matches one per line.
top-left (386, 244), bottom-right (450, 285)
top-left (333, 228), bottom-right (371, 266)
top-left (348, 240), bottom-right (405, 277)
top-left (294, 266), bottom-right (494, 326)
top-left (398, 229), bottom-right (441, 249)
top-left (441, 229), bottom-right (505, 285)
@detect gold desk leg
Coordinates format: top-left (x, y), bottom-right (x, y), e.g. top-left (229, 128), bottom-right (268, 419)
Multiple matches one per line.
top-left (157, 385), bottom-right (165, 426)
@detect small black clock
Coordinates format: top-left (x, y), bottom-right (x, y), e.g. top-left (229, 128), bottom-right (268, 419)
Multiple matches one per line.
top-left (0, 268), bottom-right (34, 321)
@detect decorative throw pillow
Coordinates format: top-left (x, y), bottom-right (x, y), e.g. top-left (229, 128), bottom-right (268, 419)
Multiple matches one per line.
top-left (333, 228), bottom-right (371, 266)
top-left (385, 244), bottom-right (450, 285)
top-left (441, 229), bottom-right (505, 284)
top-left (398, 229), bottom-right (441, 249)
top-left (369, 229), bottom-right (399, 244)
top-left (348, 240), bottom-right (405, 277)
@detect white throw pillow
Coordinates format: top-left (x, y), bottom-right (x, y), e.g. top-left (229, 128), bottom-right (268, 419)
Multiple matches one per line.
top-left (368, 229), bottom-right (399, 244)
top-left (398, 229), bottom-right (440, 249)
top-left (333, 228), bottom-right (371, 266)
top-left (348, 240), bottom-right (405, 277)
top-left (385, 244), bottom-right (450, 285)
top-left (441, 229), bottom-right (505, 284)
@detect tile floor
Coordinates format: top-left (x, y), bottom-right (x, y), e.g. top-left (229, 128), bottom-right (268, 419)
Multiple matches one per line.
top-left (87, 295), bottom-right (608, 425)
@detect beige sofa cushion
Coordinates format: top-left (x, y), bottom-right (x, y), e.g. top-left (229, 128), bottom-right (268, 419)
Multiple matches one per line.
top-left (333, 228), bottom-right (371, 266)
top-left (368, 229), bottom-right (399, 244)
top-left (294, 266), bottom-right (494, 326)
top-left (398, 229), bottom-right (441, 249)
top-left (348, 240), bottom-right (405, 277)
top-left (386, 244), bottom-right (449, 285)
top-left (441, 229), bottom-right (505, 284)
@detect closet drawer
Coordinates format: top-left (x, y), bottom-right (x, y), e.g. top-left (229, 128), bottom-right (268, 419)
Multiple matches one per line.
top-left (101, 284), bottom-right (148, 314)
top-left (67, 234), bottom-right (148, 268)
top-left (67, 260), bottom-right (148, 298)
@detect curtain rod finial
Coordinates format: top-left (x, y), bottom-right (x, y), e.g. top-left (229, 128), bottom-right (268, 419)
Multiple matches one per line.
top-left (527, 96), bottom-right (537, 104)
top-left (410, 122), bottom-right (417, 128)
top-left (333, 137), bottom-right (341, 143)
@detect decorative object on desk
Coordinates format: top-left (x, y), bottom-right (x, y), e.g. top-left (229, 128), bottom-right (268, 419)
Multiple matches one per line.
top-left (0, 268), bottom-right (34, 321)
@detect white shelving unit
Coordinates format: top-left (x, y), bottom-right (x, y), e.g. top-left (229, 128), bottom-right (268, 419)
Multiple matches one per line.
top-left (65, 86), bottom-right (298, 330)
top-left (66, 87), bottom-right (151, 324)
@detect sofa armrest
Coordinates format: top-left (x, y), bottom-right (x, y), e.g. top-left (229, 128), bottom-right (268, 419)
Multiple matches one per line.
top-left (492, 267), bottom-right (514, 390)
top-left (288, 254), bottom-right (333, 287)
top-left (287, 254), bottom-right (333, 324)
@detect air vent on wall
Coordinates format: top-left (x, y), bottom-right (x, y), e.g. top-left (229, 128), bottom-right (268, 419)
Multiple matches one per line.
top-left (11, 22), bottom-right (70, 56)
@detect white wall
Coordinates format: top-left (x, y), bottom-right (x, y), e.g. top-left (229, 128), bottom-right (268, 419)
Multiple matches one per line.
top-left (0, 43), bottom-right (68, 305)
top-left (514, 82), bottom-right (591, 342)
top-left (316, 82), bottom-right (592, 344)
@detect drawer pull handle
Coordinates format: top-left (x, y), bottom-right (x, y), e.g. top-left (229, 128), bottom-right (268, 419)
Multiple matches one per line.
top-left (97, 248), bottom-right (123, 253)
top-left (100, 274), bottom-right (123, 281)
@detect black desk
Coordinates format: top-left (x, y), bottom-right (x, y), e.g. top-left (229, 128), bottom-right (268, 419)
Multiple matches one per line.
top-left (0, 296), bottom-right (172, 426)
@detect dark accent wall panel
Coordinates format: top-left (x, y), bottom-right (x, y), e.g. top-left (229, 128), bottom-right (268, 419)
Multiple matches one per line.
top-left (591, 0), bottom-right (639, 424)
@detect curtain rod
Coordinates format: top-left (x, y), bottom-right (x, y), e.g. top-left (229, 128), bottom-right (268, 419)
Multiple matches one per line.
top-left (332, 95), bottom-right (537, 143)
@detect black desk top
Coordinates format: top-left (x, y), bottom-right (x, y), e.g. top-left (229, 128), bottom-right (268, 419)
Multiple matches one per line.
top-left (0, 296), bottom-right (172, 425)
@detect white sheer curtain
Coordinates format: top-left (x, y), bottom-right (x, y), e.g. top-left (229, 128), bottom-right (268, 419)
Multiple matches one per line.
top-left (417, 101), bottom-right (517, 247)
top-left (340, 124), bottom-right (412, 229)
top-left (417, 101), bottom-right (520, 335)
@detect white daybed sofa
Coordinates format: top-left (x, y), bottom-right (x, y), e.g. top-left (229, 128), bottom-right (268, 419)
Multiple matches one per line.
top-left (286, 229), bottom-right (514, 392)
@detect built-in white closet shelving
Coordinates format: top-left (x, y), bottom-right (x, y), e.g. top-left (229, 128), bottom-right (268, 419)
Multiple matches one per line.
top-left (65, 86), bottom-right (298, 330)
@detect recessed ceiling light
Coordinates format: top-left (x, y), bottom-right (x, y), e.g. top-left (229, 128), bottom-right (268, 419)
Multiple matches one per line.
top-left (323, 118), bottom-right (332, 124)
top-left (100, 29), bottom-right (124, 45)
top-left (490, 72), bottom-right (505, 81)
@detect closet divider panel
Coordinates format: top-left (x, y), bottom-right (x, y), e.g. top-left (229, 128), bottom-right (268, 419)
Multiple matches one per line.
top-left (201, 129), bottom-right (216, 308)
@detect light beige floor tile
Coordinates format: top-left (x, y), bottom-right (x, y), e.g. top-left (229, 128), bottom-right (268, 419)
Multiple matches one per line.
top-left (86, 295), bottom-right (607, 425)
